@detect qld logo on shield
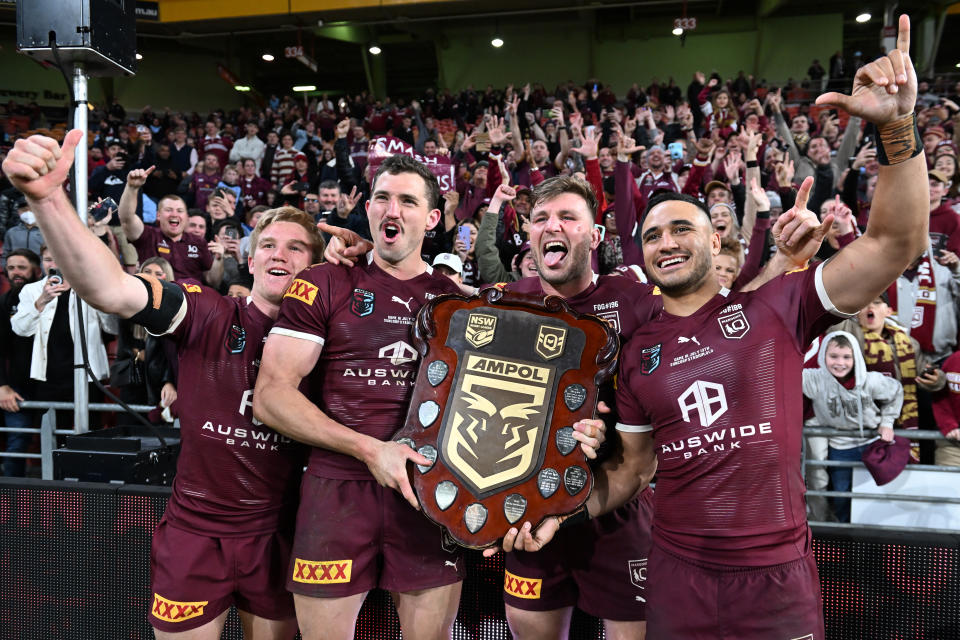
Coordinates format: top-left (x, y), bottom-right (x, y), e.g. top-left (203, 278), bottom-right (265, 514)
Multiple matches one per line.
top-left (535, 325), bottom-right (567, 360)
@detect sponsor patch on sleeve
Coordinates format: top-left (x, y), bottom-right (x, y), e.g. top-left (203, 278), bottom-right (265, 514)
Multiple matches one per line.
top-left (292, 558), bottom-right (352, 584)
top-left (284, 278), bottom-right (318, 305)
top-left (151, 594), bottom-right (208, 623)
top-left (181, 283), bottom-right (202, 293)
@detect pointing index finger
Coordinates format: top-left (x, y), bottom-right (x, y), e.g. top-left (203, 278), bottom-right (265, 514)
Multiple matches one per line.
top-left (794, 176), bottom-right (814, 211)
top-left (897, 14), bottom-right (910, 54)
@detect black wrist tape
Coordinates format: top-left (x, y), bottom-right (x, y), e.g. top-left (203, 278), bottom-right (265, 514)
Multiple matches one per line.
top-left (876, 113), bottom-right (921, 165)
top-left (128, 274), bottom-right (186, 335)
top-left (558, 505), bottom-right (590, 529)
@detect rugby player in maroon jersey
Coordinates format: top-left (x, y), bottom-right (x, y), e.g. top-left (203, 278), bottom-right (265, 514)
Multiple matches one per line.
top-left (500, 16), bottom-right (928, 640)
top-left (3, 132), bottom-right (326, 639)
top-left (254, 155), bottom-right (469, 640)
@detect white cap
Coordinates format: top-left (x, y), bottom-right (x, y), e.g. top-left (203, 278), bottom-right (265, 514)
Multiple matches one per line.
top-left (432, 253), bottom-right (463, 275)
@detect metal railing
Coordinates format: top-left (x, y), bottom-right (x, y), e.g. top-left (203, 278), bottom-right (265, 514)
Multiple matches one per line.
top-left (803, 426), bottom-right (960, 534)
top-left (0, 400), bottom-right (157, 481)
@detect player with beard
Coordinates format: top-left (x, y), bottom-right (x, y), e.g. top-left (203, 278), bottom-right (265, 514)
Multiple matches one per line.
top-left (0, 248), bottom-right (42, 477)
top-left (497, 175), bottom-right (658, 639)
top-left (491, 173), bottom-right (827, 639)
top-left (253, 154), bottom-right (466, 640)
top-left (2, 130), bottom-right (326, 639)
top-left (500, 18), bottom-right (928, 639)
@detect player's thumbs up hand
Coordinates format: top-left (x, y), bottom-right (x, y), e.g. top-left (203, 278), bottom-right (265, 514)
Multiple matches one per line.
top-left (2, 129), bottom-right (85, 202)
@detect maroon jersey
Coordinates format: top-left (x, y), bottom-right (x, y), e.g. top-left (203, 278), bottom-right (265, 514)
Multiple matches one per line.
top-left (133, 225), bottom-right (213, 282)
top-left (240, 174), bottom-right (273, 207)
top-left (636, 170), bottom-right (679, 202)
top-left (197, 134), bottom-right (233, 170)
top-left (159, 283), bottom-right (306, 536)
top-left (505, 273), bottom-right (660, 342)
top-left (616, 263), bottom-right (847, 567)
top-left (271, 256), bottom-right (462, 480)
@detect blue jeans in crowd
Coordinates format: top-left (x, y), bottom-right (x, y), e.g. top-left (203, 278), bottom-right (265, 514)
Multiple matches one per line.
top-left (2, 408), bottom-right (32, 477)
top-left (827, 443), bottom-right (870, 522)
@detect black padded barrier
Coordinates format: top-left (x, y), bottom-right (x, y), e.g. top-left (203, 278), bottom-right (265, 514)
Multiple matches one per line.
top-left (1, 479), bottom-right (957, 639)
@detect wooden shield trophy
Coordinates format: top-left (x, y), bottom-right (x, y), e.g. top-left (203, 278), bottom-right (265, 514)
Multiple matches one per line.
top-left (392, 288), bottom-right (619, 549)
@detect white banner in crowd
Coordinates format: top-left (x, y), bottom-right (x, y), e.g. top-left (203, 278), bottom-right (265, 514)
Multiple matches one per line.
top-left (367, 136), bottom-right (456, 194)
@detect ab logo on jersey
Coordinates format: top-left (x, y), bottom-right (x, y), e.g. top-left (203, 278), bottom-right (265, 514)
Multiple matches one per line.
top-left (678, 380), bottom-right (728, 427)
top-left (465, 313), bottom-right (497, 348)
top-left (350, 288), bottom-right (375, 317)
top-left (535, 325), bottom-right (567, 360)
top-left (284, 279), bottom-right (318, 305)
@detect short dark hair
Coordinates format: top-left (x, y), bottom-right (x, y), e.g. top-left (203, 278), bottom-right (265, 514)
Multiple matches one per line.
top-left (318, 180), bottom-right (340, 192)
top-left (213, 218), bottom-right (243, 236)
top-left (642, 191), bottom-right (711, 227)
top-left (5, 248), bottom-right (40, 268)
top-left (532, 175), bottom-right (598, 220)
top-left (371, 154), bottom-right (440, 209)
top-left (826, 334), bottom-right (854, 352)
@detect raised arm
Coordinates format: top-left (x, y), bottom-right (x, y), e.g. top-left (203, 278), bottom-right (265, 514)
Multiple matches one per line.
top-left (118, 166), bottom-right (152, 242)
top-left (817, 15), bottom-right (929, 313)
top-left (2, 131), bottom-right (148, 318)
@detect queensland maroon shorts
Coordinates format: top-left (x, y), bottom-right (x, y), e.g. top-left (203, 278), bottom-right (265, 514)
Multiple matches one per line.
top-left (646, 546), bottom-right (825, 640)
top-left (503, 488), bottom-right (654, 621)
top-left (288, 474), bottom-right (462, 598)
top-left (149, 519), bottom-right (295, 633)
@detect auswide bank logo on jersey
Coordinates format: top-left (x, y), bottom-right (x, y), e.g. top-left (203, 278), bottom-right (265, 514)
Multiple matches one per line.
top-left (379, 340), bottom-right (418, 365)
top-left (677, 380), bottom-right (727, 427)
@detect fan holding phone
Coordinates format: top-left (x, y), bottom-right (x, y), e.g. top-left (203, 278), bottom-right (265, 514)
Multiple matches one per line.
top-left (453, 221), bottom-right (479, 287)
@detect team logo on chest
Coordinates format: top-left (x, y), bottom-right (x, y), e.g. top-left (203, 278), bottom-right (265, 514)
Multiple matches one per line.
top-left (640, 343), bottom-right (662, 375)
top-left (350, 288), bottom-right (375, 317)
top-left (225, 324), bottom-right (246, 354)
top-left (718, 309), bottom-right (750, 340)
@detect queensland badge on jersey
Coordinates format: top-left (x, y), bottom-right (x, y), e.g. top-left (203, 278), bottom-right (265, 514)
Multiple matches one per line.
top-left (393, 288), bottom-right (619, 548)
top-left (350, 288), bottom-right (375, 317)
top-left (640, 343), bottom-right (661, 375)
top-left (225, 323), bottom-right (246, 354)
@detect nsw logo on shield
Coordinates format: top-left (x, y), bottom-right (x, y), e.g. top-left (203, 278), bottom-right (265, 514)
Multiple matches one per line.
top-left (350, 288), bottom-right (375, 318)
top-left (465, 313), bottom-right (497, 348)
top-left (535, 325), bottom-right (567, 360)
top-left (718, 309), bottom-right (750, 339)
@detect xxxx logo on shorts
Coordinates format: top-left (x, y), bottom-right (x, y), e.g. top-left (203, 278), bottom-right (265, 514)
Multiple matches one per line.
top-left (503, 570), bottom-right (541, 599)
top-left (151, 594), bottom-right (207, 623)
top-left (292, 558), bottom-right (352, 584)
top-left (284, 279), bottom-right (318, 305)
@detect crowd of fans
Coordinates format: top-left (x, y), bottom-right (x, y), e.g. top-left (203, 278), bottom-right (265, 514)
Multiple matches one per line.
top-left (1, 64), bottom-right (960, 520)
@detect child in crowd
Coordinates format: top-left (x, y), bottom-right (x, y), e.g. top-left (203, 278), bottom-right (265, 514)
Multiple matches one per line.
top-left (802, 331), bottom-right (904, 521)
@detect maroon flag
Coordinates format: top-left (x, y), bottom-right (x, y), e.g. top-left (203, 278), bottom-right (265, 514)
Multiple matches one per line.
top-left (367, 136), bottom-right (455, 194)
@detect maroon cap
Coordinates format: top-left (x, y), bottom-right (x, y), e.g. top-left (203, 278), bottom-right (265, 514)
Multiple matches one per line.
top-left (861, 436), bottom-right (910, 486)
top-left (294, 152), bottom-right (308, 162)
top-left (923, 125), bottom-right (947, 141)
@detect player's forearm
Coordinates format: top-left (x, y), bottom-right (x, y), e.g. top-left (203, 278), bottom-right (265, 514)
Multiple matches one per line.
top-left (204, 259), bottom-right (224, 287)
top-left (253, 380), bottom-right (380, 464)
top-left (586, 445), bottom-right (656, 518)
top-left (865, 151), bottom-right (928, 259)
top-left (26, 188), bottom-right (145, 316)
top-left (118, 182), bottom-right (144, 241)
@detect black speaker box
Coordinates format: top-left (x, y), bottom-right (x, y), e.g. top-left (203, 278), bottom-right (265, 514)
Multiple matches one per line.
top-left (16, 0), bottom-right (137, 76)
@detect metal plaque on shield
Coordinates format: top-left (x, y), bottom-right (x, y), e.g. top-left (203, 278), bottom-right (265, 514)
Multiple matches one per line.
top-left (392, 288), bottom-right (619, 548)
